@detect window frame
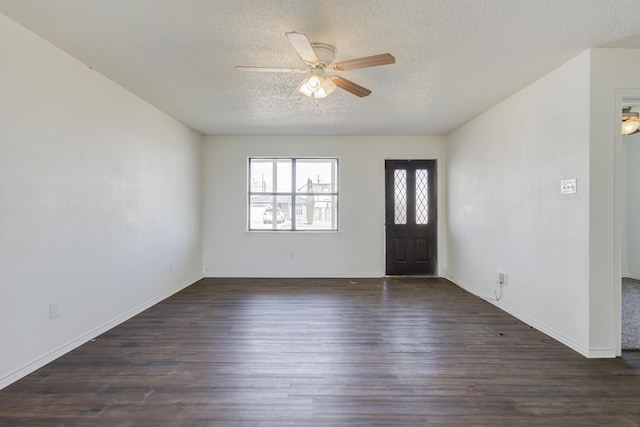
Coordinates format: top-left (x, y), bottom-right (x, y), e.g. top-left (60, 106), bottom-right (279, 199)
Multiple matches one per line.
top-left (247, 157), bottom-right (339, 232)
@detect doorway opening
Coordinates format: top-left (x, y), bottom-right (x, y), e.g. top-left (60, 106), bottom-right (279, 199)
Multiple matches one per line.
top-left (619, 94), bottom-right (640, 353)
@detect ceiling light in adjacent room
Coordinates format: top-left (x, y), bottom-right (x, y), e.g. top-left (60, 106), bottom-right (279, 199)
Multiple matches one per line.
top-left (622, 110), bottom-right (640, 135)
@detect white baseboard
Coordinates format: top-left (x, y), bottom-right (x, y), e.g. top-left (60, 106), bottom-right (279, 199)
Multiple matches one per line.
top-left (204, 273), bottom-right (384, 279)
top-left (584, 347), bottom-right (617, 358)
top-left (623, 273), bottom-right (640, 281)
top-left (443, 274), bottom-right (615, 359)
top-left (0, 274), bottom-right (203, 390)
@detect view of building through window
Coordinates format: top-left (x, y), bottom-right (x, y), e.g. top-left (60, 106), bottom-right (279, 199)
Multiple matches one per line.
top-left (248, 158), bottom-right (338, 231)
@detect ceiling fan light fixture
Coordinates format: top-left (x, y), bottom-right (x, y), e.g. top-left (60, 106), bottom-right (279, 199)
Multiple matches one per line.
top-left (622, 118), bottom-right (640, 135)
top-left (319, 75), bottom-right (337, 96)
top-left (622, 110), bottom-right (640, 135)
top-left (308, 75), bottom-right (321, 89)
top-left (298, 70), bottom-right (336, 99)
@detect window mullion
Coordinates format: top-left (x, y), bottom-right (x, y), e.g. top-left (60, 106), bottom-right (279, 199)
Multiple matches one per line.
top-left (291, 159), bottom-right (297, 230)
top-left (331, 160), bottom-right (337, 228)
top-left (271, 160), bottom-right (278, 229)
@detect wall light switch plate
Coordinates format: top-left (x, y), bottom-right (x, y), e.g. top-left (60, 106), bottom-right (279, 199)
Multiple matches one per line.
top-left (561, 179), bottom-right (577, 194)
top-left (49, 301), bottom-right (60, 320)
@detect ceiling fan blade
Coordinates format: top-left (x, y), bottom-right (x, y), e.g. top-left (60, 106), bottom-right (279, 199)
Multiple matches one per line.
top-left (328, 75), bottom-right (372, 97)
top-left (234, 66), bottom-right (305, 73)
top-left (330, 53), bottom-right (395, 71)
top-left (286, 32), bottom-right (319, 64)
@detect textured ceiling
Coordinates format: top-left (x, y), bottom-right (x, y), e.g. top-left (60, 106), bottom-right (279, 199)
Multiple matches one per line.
top-left (3, 0), bottom-right (640, 136)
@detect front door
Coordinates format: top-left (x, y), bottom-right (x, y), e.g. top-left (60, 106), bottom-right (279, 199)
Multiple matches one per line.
top-left (385, 160), bottom-right (437, 275)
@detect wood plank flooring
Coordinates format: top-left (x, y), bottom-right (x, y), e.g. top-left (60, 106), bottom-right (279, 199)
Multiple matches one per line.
top-left (1, 277), bottom-right (640, 426)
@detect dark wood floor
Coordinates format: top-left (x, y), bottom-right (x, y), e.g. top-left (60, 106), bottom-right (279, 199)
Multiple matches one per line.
top-left (1, 277), bottom-right (640, 426)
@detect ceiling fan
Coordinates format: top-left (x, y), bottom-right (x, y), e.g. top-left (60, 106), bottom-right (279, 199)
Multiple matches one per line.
top-left (235, 32), bottom-right (395, 101)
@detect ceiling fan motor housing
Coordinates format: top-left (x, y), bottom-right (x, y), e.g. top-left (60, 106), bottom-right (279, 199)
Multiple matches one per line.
top-left (311, 43), bottom-right (336, 67)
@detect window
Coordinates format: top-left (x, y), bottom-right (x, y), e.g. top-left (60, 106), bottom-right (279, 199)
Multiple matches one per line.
top-left (248, 158), bottom-right (338, 231)
top-left (392, 167), bottom-right (429, 225)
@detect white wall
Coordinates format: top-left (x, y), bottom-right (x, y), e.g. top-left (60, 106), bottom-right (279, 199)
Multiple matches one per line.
top-left (203, 135), bottom-right (446, 277)
top-left (447, 48), bottom-right (640, 357)
top-left (0, 14), bottom-right (203, 388)
top-left (446, 51), bottom-right (592, 355)
top-left (623, 133), bottom-right (640, 279)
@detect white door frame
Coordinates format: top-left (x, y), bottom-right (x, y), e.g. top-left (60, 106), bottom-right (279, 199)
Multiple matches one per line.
top-left (614, 89), bottom-right (640, 356)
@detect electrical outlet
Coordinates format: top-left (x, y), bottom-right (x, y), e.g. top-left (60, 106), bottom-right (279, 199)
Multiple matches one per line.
top-left (497, 272), bottom-right (508, 285)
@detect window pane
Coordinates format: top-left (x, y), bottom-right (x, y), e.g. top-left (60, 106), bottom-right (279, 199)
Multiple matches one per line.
top-left (249, 195), bottom-right (273, 230)
top-left (416, 169), bottom-right (429, 224)
top-left (250, 160), bottom-right (273, 193)
top-left (296, 159), bottom-right (337, 193)
top-left (276, 160), bottom-right (292, 193)
top-left (394, 169), bottom-right (407, 224)
top-left (274, 196), bottom-right (292, 230)
top-left (295, 195), bottom-right (337, 231)
top-left (249, 195), bottom-right (291, 230)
